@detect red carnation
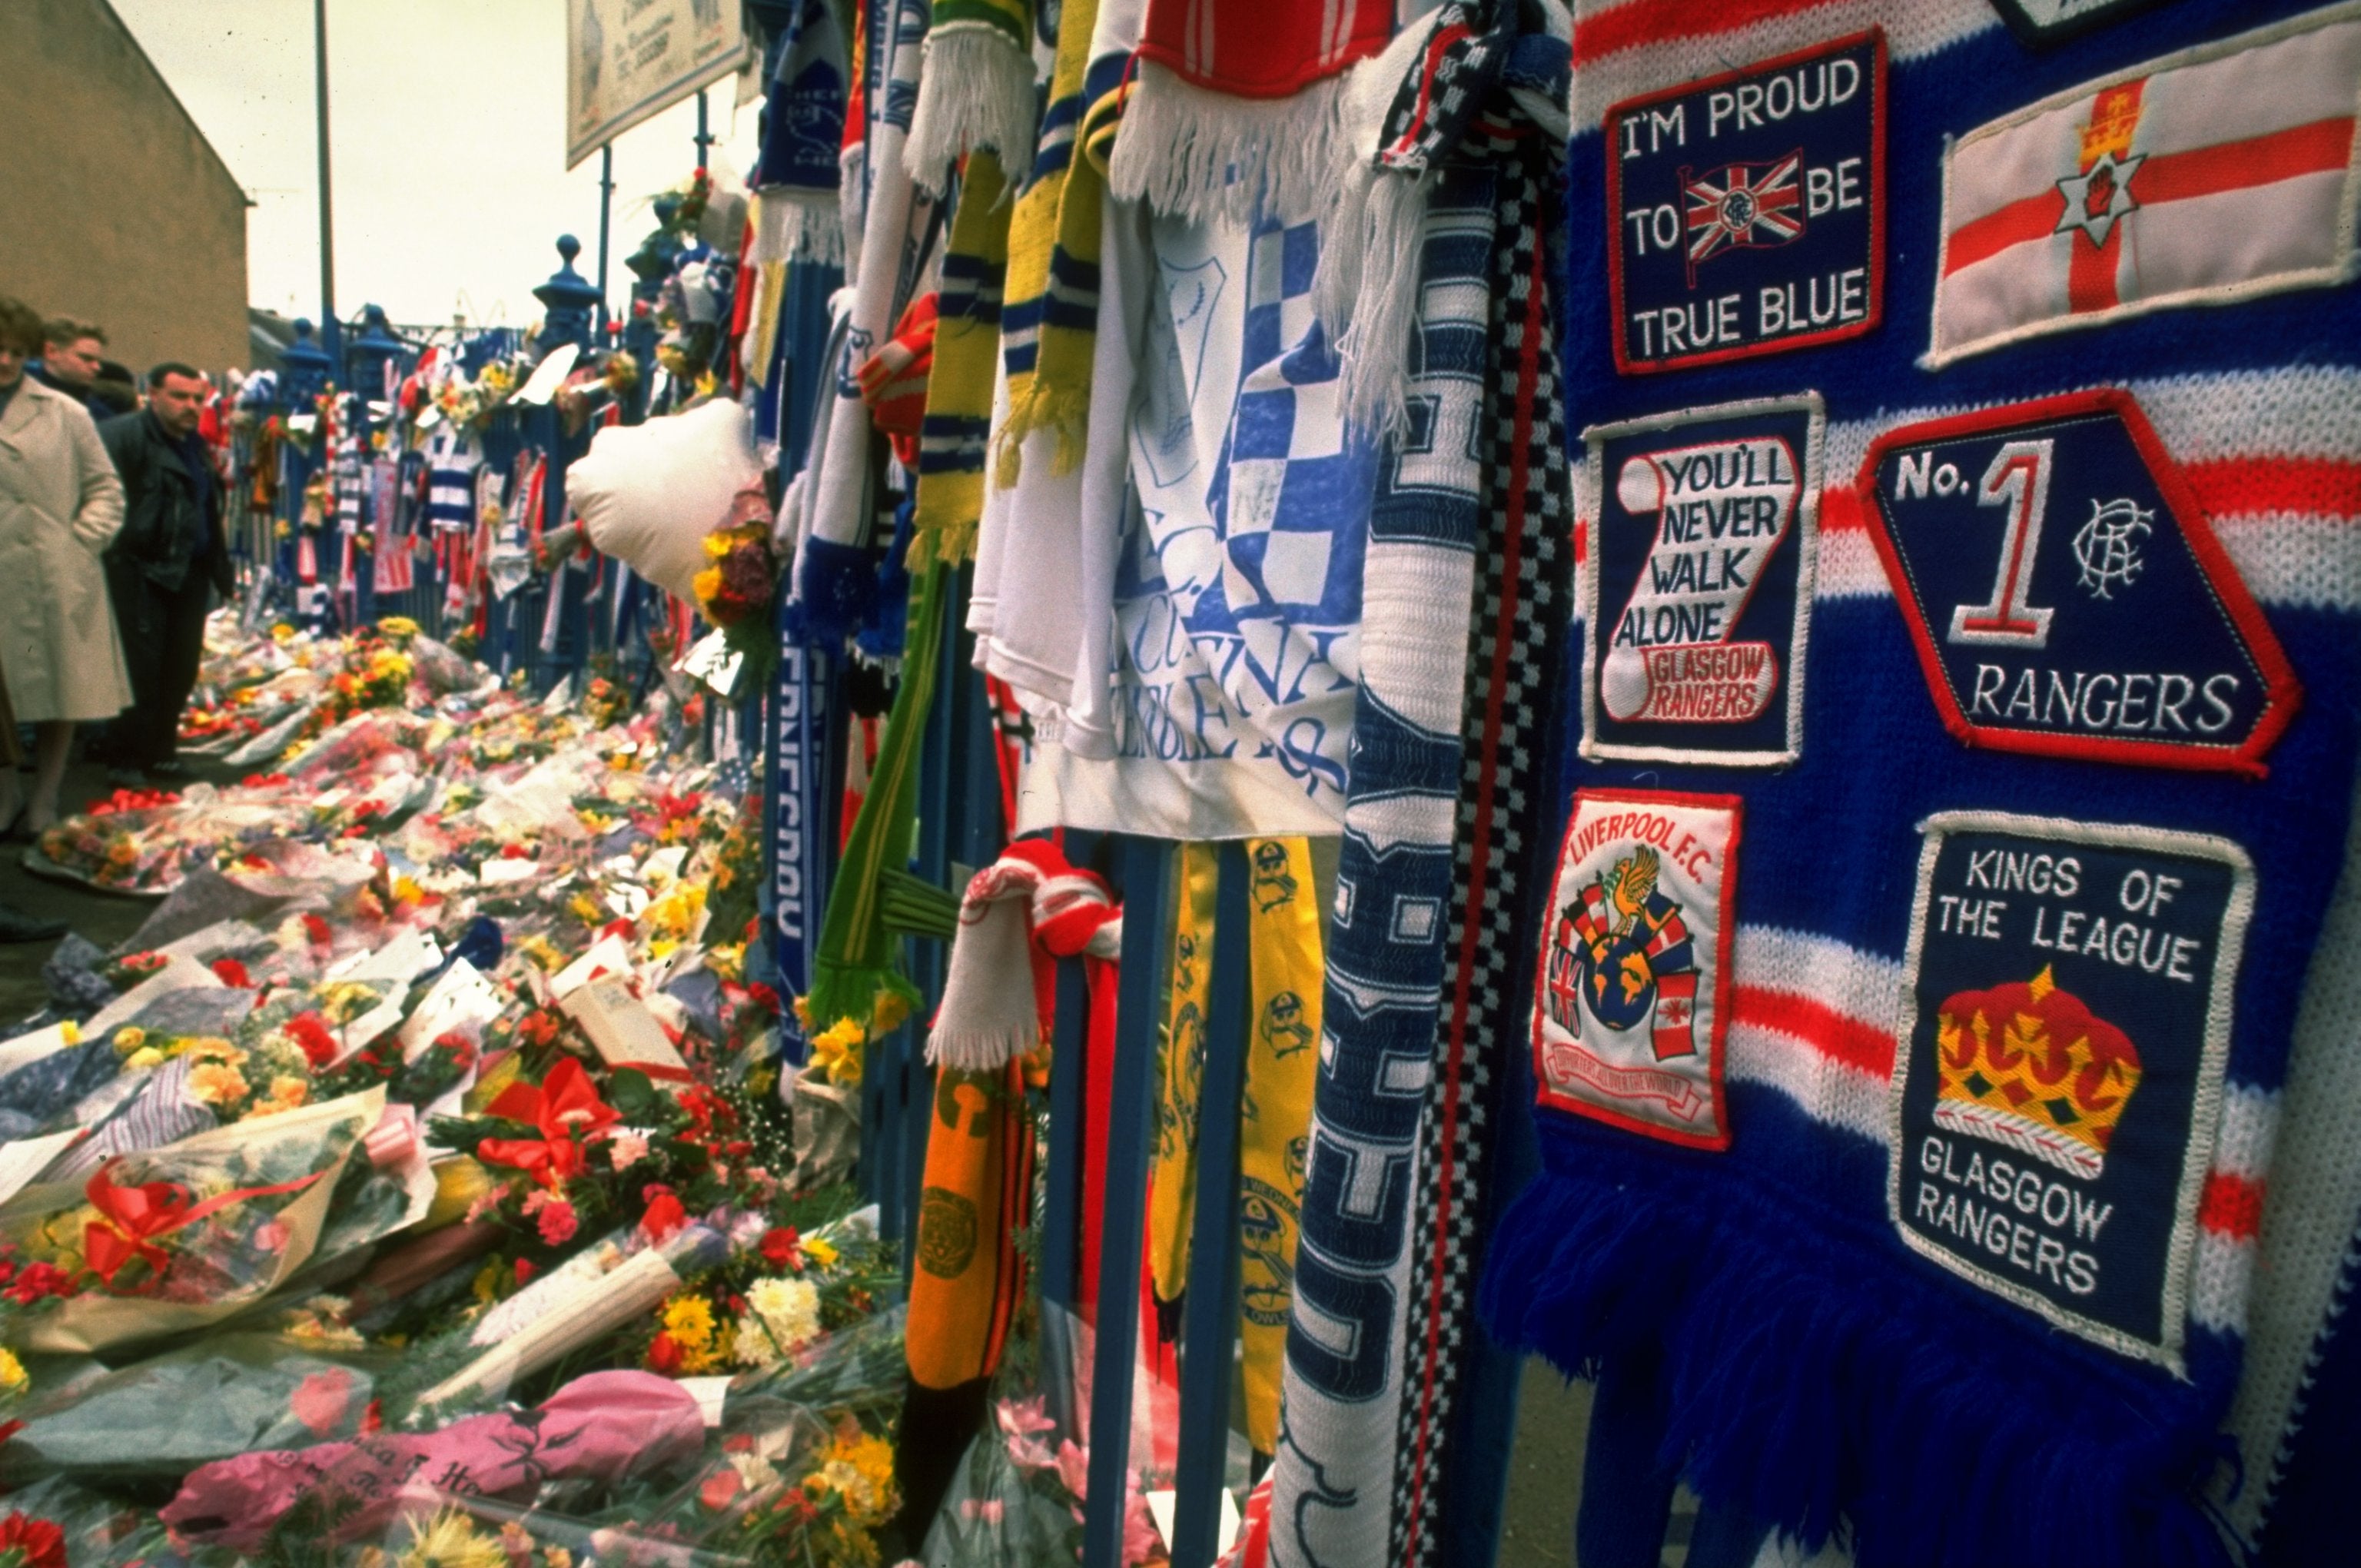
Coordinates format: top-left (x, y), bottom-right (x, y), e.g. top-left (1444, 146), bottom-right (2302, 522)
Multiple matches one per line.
top-left (0, 1512), bottom-right (65, 1568)
top-left (759, 1227), bottom-right (802, 1272)
top-left (210, 958), bottom-right (254, 988)
top-left (285, 1012), bottom-right (340, 1068)
top-left (646, 1331), bottom-right (684, 1374)
top-left (301, 913), bottom-right (333, 947)
top-left (639, 1185), bottom-right (688, 1244)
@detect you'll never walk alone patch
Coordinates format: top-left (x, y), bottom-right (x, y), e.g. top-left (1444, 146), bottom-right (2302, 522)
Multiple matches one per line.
top-left (1859, 389), bottom-right (2300, 775)
top-left (1606, 32), bottom-right (1886, 374)
top-left (1580, 396), bottom-right (1822, 766)
top-left (1888, 812), bottom-right (2253, 1370)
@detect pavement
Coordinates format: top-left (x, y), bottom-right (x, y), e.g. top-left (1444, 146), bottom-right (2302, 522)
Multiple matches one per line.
top-left (0, 750), bottom-right (247, 1022)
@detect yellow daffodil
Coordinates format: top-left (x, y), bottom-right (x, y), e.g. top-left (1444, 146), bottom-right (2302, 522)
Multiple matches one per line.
top-left (808, 1018), bottom-right (866, 1090)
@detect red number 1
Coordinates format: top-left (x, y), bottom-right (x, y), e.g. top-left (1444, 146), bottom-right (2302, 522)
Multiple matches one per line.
top-left (1948, 439), bottom-right (2056, 648)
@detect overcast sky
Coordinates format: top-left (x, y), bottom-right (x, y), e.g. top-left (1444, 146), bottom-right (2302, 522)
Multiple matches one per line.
top-left (112, 0), bottom-right (762, 331)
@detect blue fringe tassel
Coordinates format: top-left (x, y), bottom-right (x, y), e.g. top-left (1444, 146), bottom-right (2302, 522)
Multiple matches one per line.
top-left (1479, 1158), bottom-right (2235, 1568)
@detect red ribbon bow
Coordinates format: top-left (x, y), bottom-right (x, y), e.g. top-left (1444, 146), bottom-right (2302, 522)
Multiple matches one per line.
top-left (82, 1161), bottom-right (324, 1289)
top-left (479, 1058), bottom-right (619, 1188)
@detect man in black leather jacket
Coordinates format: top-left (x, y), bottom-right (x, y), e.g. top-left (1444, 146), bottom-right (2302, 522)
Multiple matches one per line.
top-left (95, 364), bottom-right (233, 779)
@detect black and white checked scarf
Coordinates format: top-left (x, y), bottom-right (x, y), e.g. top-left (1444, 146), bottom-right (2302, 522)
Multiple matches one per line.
top-left (1268, 4), bottom-right (1572, 1563)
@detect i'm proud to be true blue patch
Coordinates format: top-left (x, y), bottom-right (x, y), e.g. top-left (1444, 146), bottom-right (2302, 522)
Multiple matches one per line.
top-left (1859, 389), bottom-right (2301, 776)
top-left (1888, 812), bottom-right (2253, 1370)
top-left (1579, 395), bottom-right (1822, 766)
top-left (1605, 31), bottom-right (1885, 374)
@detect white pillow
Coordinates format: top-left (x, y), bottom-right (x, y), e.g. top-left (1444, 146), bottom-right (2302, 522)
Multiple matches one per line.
top-left (568, 399), bottom-right (761, 600)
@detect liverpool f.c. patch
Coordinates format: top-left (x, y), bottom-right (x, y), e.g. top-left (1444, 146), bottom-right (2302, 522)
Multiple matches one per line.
top-left (1606, 32), bottom-right (1886, 373)
top-left (1859, 388), bottom-right (2300, 775)
top-left (1580, 395), bottom-right (1822, 766)
top-left (1532, 790), bottom-right (1740, 1150)
top-left (1888, 812), bottom-right (2254, 1370)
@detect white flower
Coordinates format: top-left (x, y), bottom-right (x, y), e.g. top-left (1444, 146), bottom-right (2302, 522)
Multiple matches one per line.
top-left (732, 1276), bottom-right (822, 1367)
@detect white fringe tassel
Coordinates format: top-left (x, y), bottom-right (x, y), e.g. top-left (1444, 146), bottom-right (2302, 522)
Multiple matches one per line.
top-left (1316, 165), bottom-right (1430, 441)
top-left (752, 189), bottom-right (847, 269)
top-left (904, 25), bottom-right (1041, 195)
top-left (925, 894), bottom-right (1041, 1072)
top-left (1107, 60), bottom-right (1350, 228)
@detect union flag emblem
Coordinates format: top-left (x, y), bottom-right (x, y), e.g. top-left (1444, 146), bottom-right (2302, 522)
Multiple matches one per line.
top-left (1683, 153), bottom-right (1805, 284)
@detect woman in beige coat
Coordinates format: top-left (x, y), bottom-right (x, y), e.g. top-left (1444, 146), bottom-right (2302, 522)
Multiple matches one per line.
top-left (0, 296), bottom-right (131, 832)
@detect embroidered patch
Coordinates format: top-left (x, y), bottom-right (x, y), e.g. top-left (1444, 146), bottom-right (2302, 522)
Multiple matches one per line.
top-left (1859, 388), bottom-right (2300, 776)
top-left (1532, 790), bottom-right (1739, 1150)
top-left (1929, 5), bottom-right (2361, 367)
top-left (1579, 395), bottom-right (1822, 766)
top-left (1986, 0), bottom-right (2167, 48)
top-left (1606, 31), bottom-right (1885, 374)
top-left (1888, 812), bottom-right (2253, 1370)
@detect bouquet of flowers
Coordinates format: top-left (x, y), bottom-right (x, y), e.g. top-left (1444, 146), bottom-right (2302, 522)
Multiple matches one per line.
top-left (0, 1088), bottom-right (383, 1355)
top-left (690, 483), bottom-right (781, 687)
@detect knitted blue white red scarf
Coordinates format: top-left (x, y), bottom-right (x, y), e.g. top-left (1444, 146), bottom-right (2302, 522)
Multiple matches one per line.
top-left (1483, 4), bottom-right (2361, 1566)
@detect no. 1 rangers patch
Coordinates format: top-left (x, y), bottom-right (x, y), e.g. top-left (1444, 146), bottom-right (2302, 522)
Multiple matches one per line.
top-left (1606, 31), bottom-right (1886, 373)
top-left (1929, 5), bottom-right (2361, 366)
top-left (1532, 790), bottom-right (1739, 1150)
top-left (1888, 812), bottom-right (2254, 1370)
top-left (1580, 395), bottom-right (1822, 766)
top-left (1859, 388), bottom-right (2300, 775)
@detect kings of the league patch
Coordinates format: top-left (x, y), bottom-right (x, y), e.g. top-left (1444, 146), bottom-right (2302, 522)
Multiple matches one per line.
top-left (1582, 396), bottom-right (1821, 766)
top-left (1888, 813), bottom-right (2253, 1370)
top-left (1861, 389), bottom-right (2300, 775)
top-left (1606, 32), bottom-right (1885, 374)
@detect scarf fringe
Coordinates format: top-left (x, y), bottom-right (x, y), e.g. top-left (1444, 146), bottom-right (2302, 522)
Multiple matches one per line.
top-left (1481, 1161), bottom-right (2236, 1568)
top-left (753, 189), bottom-right (848, 269)
top-left (1106, 59), bottom-right (1348, 228)
top-left (1314, 164), bottom-right (1430, 441)
top-left (905, 25), bottom-right (1042, 196)
top-left (905, 516), bottom-right (979, 570)
top-left (925, 1022), bottom-right (1040, 1072)
top-left (992, 385), bottom-right (1092, 487)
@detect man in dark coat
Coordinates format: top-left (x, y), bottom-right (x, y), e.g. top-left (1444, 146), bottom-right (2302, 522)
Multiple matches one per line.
top-left (96, 364), bottom-right (232, 781)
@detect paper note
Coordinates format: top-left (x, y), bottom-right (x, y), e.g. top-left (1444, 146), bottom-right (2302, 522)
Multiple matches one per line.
top-left (677, 1375), bottom-right (734, 1427)
top-left (550, 935), bottom-right (635, 1001)
top-left (397, 958), bottom-right (506, 1060)
top-left (1145, 1489), bottom-right (1240, 1555)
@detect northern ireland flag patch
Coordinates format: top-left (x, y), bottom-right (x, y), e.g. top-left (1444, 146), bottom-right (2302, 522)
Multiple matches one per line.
top-left (1606, 32), bottom-right (1885, 373)
top-left (1930, 5), bottom-right (2361, 366)
top-left (1533, 790), bottom-right (1740, 1150)
top-left (1859, 389), bottom-right (2301, 776)
top-left (1580, 395), bottom-right (1823, 766)
top-left (1888, 812), bottom-right (2254, 1370)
